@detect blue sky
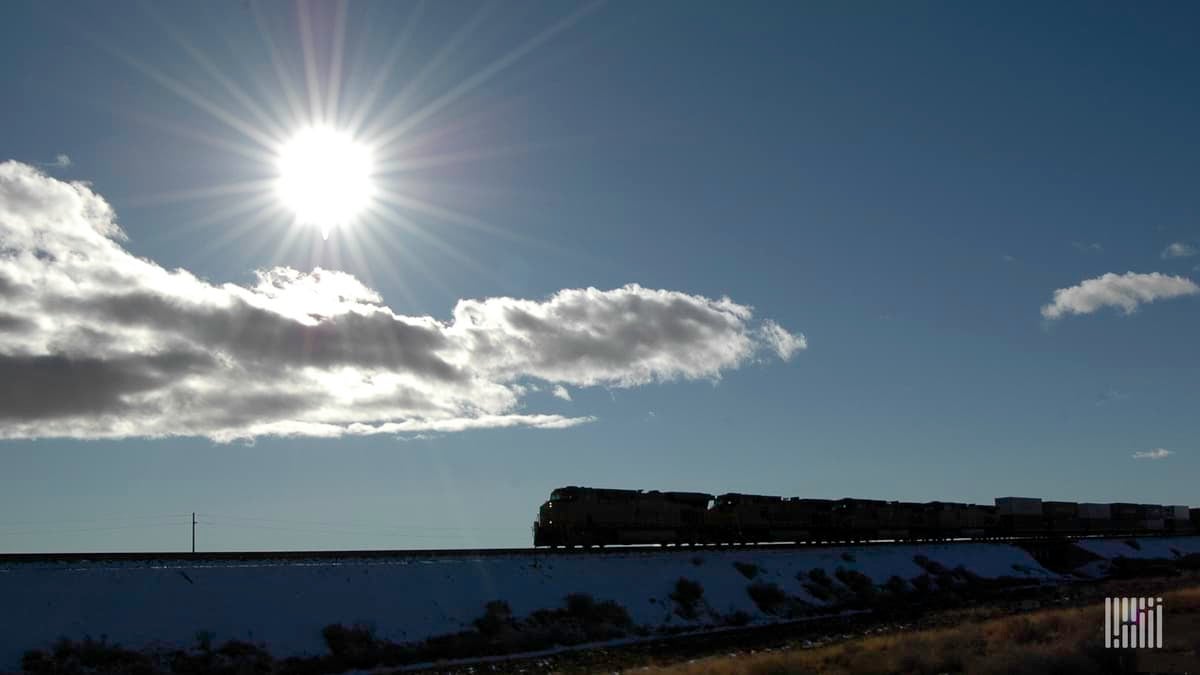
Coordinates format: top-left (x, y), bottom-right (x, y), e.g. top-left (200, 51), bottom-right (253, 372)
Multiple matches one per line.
top-left (1, 1), bottom-right (1198, 552)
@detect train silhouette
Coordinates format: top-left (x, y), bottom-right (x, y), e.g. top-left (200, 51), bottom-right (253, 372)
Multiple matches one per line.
top-left (532, 486), bottom-right (1197, 547)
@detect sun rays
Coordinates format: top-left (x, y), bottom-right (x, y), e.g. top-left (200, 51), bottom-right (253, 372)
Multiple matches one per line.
top-left (96, 0), bottom-right (604, 292)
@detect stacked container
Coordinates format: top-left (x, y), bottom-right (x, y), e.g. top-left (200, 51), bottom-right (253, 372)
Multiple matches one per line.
top-left (1140, 504), bottom-right (1166, 532)
top-left (1079, 503), bottom-right (1113, 534)
top-left (1167, 505), bottom-right (1194, 534)
top-left (996, 497), bottom-right (1044, 534)
top-left (927, 502), bottom-right (967, 533)
top-left (1110, 503), bottom-right (1141, 533)
top-left (1043, 501), bottom-right (1081, 533)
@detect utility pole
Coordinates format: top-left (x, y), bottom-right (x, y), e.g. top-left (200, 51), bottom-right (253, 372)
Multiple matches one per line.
top-left (192, 512), bottom-right (196, 553)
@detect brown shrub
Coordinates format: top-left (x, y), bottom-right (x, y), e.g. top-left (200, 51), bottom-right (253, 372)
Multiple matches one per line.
top-left (734, 561), bottom-right (761, 579)
top-left (746, 582), bottom-right (789, 615)
top-left (671, 578), bottom-right (706, 620)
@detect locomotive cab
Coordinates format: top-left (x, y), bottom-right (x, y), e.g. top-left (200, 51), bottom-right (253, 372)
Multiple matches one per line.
top-left (533, 486), bottom-right (713, 547)
top-left (532, 486), bottom-right (580, 546)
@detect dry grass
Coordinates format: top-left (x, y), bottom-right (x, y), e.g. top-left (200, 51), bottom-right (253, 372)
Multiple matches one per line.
top-left (641, 586), bottom-right (1200, 675)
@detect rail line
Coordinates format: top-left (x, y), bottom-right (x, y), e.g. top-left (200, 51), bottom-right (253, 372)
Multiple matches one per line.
top-left (0, 533), bottom-right (1180, 565)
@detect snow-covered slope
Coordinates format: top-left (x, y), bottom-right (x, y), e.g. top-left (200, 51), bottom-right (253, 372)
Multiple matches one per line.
top-left (1075, 536), bottom-right (1200, 560)
top-left (0, 538), bottom-right (1188, 669)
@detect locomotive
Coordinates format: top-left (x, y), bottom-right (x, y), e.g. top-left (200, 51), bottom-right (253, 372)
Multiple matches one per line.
top-left (532, 486), bottom-right (1197, 547)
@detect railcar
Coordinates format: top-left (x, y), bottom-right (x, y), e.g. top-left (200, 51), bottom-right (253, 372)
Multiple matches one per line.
top-left (925, 501), bottom-right (992, 539)
top-left (1169, 506), bottom-right (1194, 534)
top-left (532, 486), bottom-right (709, 547)
top-left (532, 487), bottom-right (1196, 548)
top-left (705, 494), bottom-right (834, 544)
top-left (1079, 503), bottom-right (1112, 534)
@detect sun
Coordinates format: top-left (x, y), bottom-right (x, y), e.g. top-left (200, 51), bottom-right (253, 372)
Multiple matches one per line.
top-left (275, 127), bottom-right (375, 239)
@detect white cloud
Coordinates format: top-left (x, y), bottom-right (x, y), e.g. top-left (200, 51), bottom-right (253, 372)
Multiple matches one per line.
top-left (1040, 272), bottom-right (1199, 319)
top-left (1162, 242), bottom-right (1198, 259)
top-left (1132, 448), bottom-right (1172, 460)
top-left (551, 385), bottom-right (571, 401)
top-left (758, 320), bottom-right (807, 360)
top-left (1072, 241), bottom-right (1102, 253)
top-left (0, 161), bottom-right (803, 442)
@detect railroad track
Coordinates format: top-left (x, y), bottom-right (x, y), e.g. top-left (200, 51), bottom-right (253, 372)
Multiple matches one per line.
top-left (0, 533), bottom-right (1181, 565)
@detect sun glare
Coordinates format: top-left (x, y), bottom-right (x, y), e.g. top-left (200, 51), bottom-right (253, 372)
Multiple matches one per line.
top-left (276, 127), bottom-right (375, 239)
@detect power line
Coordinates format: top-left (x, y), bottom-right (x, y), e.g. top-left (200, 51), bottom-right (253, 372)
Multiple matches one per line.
top-left (0, 513), bottom-right (193, 528)
top-left (0, 522), bottom-right (189, 537)
top-left (0, 512), bottom-right (523, 545)
top-left (198, 512), bottom-right (525, 531)
top-left (200, 521), bottom-right (474, 539)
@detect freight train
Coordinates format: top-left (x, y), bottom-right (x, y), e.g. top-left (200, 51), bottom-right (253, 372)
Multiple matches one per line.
top-left (532, 487), bottom-right (1197, 547)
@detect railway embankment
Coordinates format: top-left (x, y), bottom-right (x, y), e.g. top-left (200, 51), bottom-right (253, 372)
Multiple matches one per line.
top-left (4, 537), bottom-right (1200, 673)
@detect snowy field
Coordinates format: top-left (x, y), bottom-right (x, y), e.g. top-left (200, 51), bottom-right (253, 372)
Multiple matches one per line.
top-left (1074, 535), bottom-right (1200, 560)
top-left (0, 539), bottom-right (1192, 670)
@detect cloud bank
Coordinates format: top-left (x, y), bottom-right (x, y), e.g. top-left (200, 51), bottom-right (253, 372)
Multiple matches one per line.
top-left (1040, 272), bottom-right (1199, 319)
top-left (0, 161), bottom-right (804, 441)
top-left (1132, 448), bottom-right (1172, 460)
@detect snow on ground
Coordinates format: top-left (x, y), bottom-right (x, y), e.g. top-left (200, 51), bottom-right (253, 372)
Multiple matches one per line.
top-left (0, 538), bottom-right (1189, 670)
top-left (1075, 536), bottom-right (1200, 560)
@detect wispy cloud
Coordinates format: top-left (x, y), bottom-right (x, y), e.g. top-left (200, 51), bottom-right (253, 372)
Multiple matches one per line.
top-left (1040, 272), bottom-right (1199, 319)
top-left (38, 153), bottom-right (71, 169)
top-left (1132, 448), bottom-right (1172, 460)
top-left (1162, 242), bottom-right (1198, 259)
top-left (758, 320), bottom-right (807, 360)
top-left (551, 385), bottom-right (571, 401)
top-left (1095, 388), bottom-right (1129, 406)
top-left (0, 161), bottom-right (804, 442)
top-left (1072, 241), bottom-right (1103, 253)
top-left (396, 433), bottom-right (440, 442)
